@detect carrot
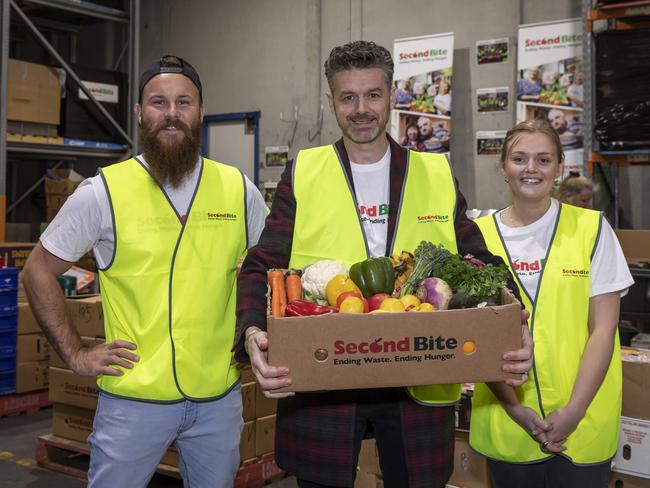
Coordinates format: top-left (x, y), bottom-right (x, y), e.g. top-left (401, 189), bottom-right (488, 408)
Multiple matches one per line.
top-left (268, 269), bottom-right (287, 317)
top-left (285, 270), bottom-right (302, 302)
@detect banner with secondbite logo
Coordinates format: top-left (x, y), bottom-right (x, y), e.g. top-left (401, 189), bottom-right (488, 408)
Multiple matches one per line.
top-left (391, 32), bottom-right (454, 156)
top-left (517, 19), bottom-right (584, 176)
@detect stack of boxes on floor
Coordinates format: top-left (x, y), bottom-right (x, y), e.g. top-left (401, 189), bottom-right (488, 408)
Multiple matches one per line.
top-left (15, 299), bottom-right (50, 394)
top-left (239, 366), bottom-right (278, 463)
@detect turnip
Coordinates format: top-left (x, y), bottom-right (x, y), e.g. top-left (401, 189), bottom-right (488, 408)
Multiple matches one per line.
top-left (416, 277), bottom-right (453, 310)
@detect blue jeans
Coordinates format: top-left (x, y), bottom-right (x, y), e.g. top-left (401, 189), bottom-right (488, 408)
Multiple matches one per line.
top-left (88, 384), bottom-right (243, 488)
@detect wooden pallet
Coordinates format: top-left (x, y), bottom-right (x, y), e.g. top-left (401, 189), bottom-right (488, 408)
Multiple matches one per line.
top-left (36, 434), bottom-right (285, 487)
top-left (0, 390), bottom-right (51, 417)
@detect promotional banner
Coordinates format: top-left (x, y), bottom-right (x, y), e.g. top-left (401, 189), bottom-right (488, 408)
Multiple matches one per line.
top-left (517, 19), bottom-right (584, 175)
top-left (391, 33), bottom-right (454, 154)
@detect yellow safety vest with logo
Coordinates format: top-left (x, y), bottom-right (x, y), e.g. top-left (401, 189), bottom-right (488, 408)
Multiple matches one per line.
top-left (469, 203), bottom-right (621, 464)
top-left (97, 157), bottom-right (246, 402)
top-left (289, 144), bottom-right (461, 405)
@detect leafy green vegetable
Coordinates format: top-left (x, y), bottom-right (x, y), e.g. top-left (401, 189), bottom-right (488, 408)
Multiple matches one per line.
top-left (400, 241), bottom-right (452, 297)
top-left (435, 254), bottom-right (509, 302)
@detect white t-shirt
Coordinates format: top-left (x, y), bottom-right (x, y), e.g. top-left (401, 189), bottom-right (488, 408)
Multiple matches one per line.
top-left (350, 146), bottom-right (390, 258)
top-left (434, 93), bottom-right (452, 113)
top-left (496, 199), bottom-right (634, 300)
top-left (41, 156), bottom-right (269, 268)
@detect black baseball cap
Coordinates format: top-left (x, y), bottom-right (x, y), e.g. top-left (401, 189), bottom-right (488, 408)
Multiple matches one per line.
top-left (138, 55), bottom-right (203, 103)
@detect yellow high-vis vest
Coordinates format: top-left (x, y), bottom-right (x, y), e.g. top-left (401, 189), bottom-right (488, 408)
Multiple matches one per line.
top-left (470, 203), bottom-right (621, 464)
top-left (97, 157), bottom-right (247, 402)
top-left (290, 144), bottom-right (460, 405)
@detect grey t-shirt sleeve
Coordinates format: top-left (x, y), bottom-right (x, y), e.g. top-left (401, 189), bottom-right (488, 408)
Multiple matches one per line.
top-left (244, 176), bottom-right (268, 248)
top-left (40, 175), bottom-right (115, 267)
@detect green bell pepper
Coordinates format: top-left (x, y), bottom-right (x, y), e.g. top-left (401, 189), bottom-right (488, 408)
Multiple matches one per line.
top-left (349, 257), bottom-right (395, 297)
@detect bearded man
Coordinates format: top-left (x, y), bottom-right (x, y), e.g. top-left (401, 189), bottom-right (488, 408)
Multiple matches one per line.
top-left (23, 55), bottom-right (268, 488)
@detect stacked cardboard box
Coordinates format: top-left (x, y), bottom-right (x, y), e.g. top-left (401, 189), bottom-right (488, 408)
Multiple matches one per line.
top-left (15, 307), bottom-right (50, 393)
top-left (44, 169), bottom-right (84, 222)
top-left (239, 365), bottom-right (278, 462)
top-left (612, 350), bottom-right (650, 485)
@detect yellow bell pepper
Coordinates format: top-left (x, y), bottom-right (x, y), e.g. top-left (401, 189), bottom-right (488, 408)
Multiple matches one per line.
top-left (325, 274), bottom-right (361, 306)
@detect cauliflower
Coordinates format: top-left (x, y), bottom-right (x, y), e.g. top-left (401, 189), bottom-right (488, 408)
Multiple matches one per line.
top-left (301, 260), bottom-right (348, 302)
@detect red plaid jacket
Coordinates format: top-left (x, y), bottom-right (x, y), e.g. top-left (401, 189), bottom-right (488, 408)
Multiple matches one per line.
top-left (234, 135), bottom-right (519, 486)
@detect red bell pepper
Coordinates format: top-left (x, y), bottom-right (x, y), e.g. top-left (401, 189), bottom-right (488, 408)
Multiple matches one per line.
top-left (285, 300), bottom-right (335, 317)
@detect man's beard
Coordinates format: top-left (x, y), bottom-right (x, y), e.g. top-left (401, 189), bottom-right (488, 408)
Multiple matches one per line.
top-left (139, 116), bottom-right (201, 188)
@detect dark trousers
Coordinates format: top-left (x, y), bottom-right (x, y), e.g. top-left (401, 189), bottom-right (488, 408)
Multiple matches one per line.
top-left (488, 456), bottom-right (611, 488)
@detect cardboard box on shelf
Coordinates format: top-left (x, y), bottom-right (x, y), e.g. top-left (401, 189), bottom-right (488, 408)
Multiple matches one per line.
top-left (240, 420), bottom-right (256, 462)
top-left (241, 382), bottom-right (256, 422)
top-left (622, 350), bottom-right (650, 420)
top-left (255, 383), bottom-right (277, 418)
top-left (16, 360), bottom-right (49, 393)
top-left (616, 230), bottom-right (650, 266)
top-left (17, 333), bottom-right (50, 362)
top-left (45, 169), bottom-right (85, 196)
top-left (48, 367), bottom-right (98, 410)
top-left (613, 416), bottom-right (650, 479)
top-left (0, 243), bottom-right (35, 269)
top-left (448, 430), bottom-right (492, 488)
top-left (50, 336), bottom-right (104, 369)
top-left (254, 414), bottom-right (276, 457)
top-left (45, 193), bottom-right (69, 213)
top-left (7, 59), bottom-right (61, 125)
top-left (609, 471), bottom-right (650, 488)
top-left (18, 302), bottom-right (40, 334)
top-left (268, 289), bottom-right (521, 392)
top-left (65, 295), bottom-right (104, 338)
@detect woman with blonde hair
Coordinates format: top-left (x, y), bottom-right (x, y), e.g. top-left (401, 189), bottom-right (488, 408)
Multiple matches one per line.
top-left (469, 119), bottom-right (633, 488)
top-left (557, 171), bottom-right (596, 209)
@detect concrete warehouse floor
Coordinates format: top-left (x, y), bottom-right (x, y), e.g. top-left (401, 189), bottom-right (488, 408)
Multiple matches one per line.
top-left (0, 408), bottom-right (298, 488)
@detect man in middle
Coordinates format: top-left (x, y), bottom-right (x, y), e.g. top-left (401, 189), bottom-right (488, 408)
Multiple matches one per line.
top-left (235, 40), bottom-right (532, 488)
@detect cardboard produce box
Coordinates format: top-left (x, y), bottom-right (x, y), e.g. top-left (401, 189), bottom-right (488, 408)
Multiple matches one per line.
top-left (448, 430), bottom-right (492, 488)
top-left (613, 416), bottom-right (650, 479)
top-left (254, 414), bottom-right (276, 457)
top-left (48, 367), bottom-right (98, 410)
top-left (50, 336), bottom-right (104, 369)
top-left (609, 472), bottom-right (650, 488)
top-left (17, 333), bottom-right (50, 362)
top-left (52, 402), bottom-right (94, 443)
top-left (240, 420), bottom-right (256, 462)
top-left (268, 289), bottom-right (521, 392)
top-left (0, 243), bottom-right (35, 269)
top-left (7, 59), bottom-right (61, 125)
top-left (18, 302), bottom-right (40, 334)
top-left (622, 351), bottom-right (650, 420)
top-left (255, 383), bottom-right (277, 418)
top-left (65, 295), bottom-right (104, 338)
top-left (16, 360), bottom-right (49, 393)
top-left (241, 382), bottom-right (256, 422)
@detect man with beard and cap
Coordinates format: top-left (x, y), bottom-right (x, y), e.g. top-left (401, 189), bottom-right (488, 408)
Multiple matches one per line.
top-left (235, 40), bottom-right (534, 488)
top-left (22, 55), bottom-right (268, 488)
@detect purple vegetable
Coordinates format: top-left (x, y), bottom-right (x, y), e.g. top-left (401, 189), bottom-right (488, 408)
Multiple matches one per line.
top-left (417, 278), bottom-right (453, 310)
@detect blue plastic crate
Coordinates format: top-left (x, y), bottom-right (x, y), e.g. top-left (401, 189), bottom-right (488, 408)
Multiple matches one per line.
top-left (0, 355), bottom-right (16, 373)
top-left (0, 331), bottom-right (16, 356)
top-left (0, 292), bottom-right (18, 317)
top-left (0, 370), bottom-right (16, 396)
top-left (0, 268), bottom-right (19, 292)
top-left (0, 314), bottom-right (17, 332)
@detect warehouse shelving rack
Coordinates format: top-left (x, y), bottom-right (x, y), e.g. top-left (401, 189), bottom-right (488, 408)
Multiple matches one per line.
top-left (0, 0), bottom-right (139, 239)
top-left (582, 0), bottom-right (650, 228)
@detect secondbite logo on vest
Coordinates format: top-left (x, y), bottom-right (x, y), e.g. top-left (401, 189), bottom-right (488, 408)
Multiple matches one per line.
top-left (207, 212), bottom-right (237, 222)
top-left (562, 267), bottom-right (590, 278)
top-left (417, 214), bottom-right (449, 223)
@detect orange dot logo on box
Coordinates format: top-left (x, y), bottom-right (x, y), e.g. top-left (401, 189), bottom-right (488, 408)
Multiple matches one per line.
top-left (417, 214), bottom-right (449, 224)
top-left (207, 212), bottom-right (237, 221)
top-left (562, 268), bottom-right (590, 278)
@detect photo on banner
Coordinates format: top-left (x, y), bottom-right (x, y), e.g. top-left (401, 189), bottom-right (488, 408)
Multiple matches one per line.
top-left (390, 32), bottom-right (454, 154)
top-left (517, 19), bottom-right (584, 175)
top-left (476, 38), bottom-right (509, 65)
top-left (264, 145), bottom-right (289, 167)
top-left (476, 130), bottom-right (507, 156)
top-left (477, 87), bottom-right (510, 113)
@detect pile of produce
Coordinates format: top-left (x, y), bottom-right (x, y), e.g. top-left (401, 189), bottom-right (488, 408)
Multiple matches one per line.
top-left (268, 240), bottom-right (509, 317)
